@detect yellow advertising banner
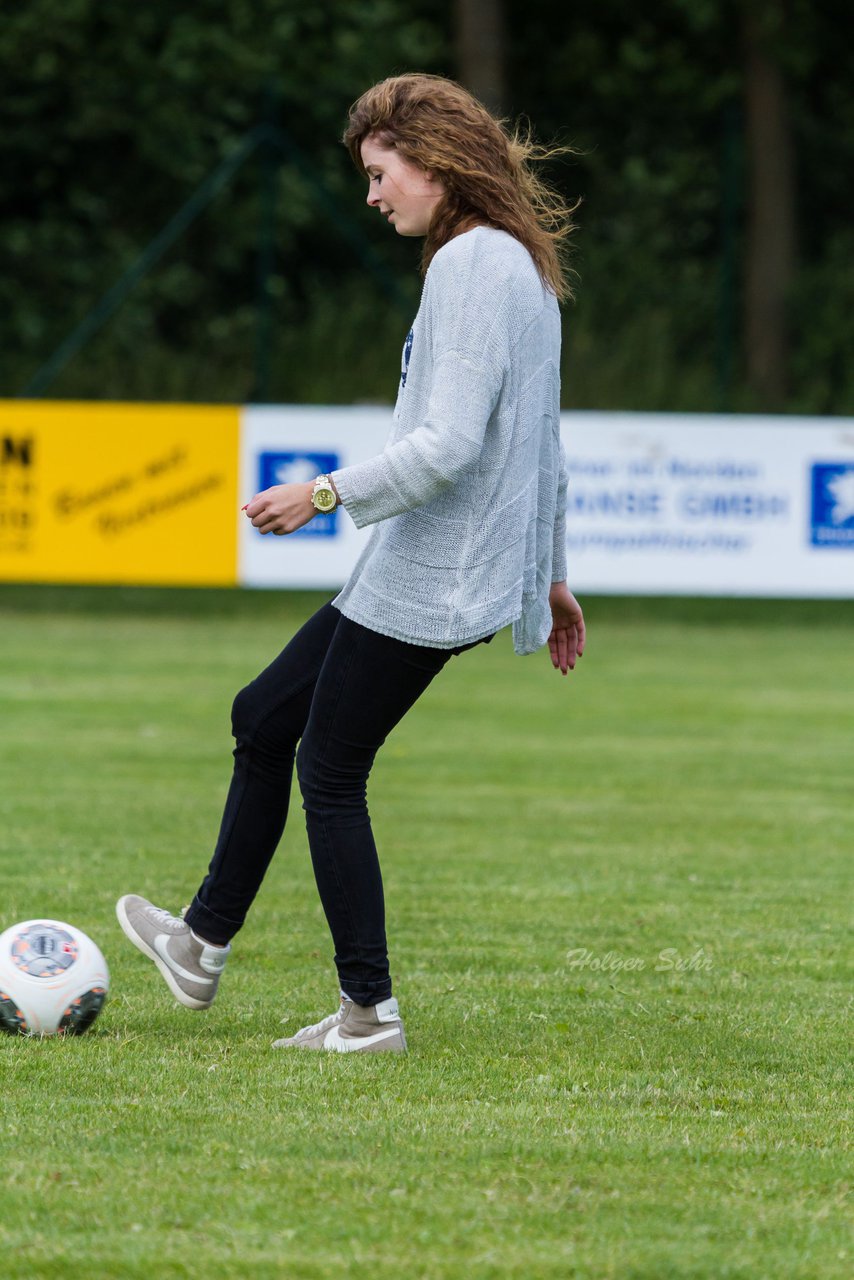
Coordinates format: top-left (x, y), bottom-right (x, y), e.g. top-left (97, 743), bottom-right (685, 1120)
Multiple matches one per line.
top-left (0, 401), bottom-right (239, 585)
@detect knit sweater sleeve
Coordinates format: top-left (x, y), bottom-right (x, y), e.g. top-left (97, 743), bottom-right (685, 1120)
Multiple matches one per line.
top-left (552, 440), bottom-right (569, 582)
top-left (331, 243), bottom-right (509, 529)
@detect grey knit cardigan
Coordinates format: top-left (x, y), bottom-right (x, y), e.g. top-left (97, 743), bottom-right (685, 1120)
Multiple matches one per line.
top-left (332, 226), bottom-right (568, 654)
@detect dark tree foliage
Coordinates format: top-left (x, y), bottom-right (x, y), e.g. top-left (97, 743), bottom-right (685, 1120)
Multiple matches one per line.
top-left (507, 0), bottom-right (738, 395)
top-left (507, 0), bottom-right (854, 412)
top-left (2, 1), bottom-right (449, 400)
top-left (2, 0), bottom-right (852, 411)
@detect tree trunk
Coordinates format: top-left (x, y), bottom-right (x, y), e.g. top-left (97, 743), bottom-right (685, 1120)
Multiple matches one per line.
top-left (742, 7), bottom-right (797, 407)
top-left (454, 0), bottom-right (506, 116)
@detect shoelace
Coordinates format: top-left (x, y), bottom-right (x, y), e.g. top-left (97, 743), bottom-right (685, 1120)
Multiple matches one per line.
top-left (149, 905), bottom-right (184, 929)
top-left (295, 1003), bottom-right (347, 1040)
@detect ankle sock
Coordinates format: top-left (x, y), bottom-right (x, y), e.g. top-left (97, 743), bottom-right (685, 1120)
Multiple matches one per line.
top-left (191, 929), bottom-right (228, 950)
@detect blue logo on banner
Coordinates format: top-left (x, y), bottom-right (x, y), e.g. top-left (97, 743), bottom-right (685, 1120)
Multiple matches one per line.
top-left (257, 450), bottom-right (340, 538)
top-left (810, 463), bottom-right (854, 548)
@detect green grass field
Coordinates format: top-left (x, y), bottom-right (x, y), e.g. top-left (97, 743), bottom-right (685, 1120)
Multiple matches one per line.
top-left (0, 586), bottom-right (851, 1279)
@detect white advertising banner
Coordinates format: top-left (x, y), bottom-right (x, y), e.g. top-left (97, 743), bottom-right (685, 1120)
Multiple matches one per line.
top-left (238, 407), bottom-right (854, 598)
top-left (563, 413), bottom-right (854, 597)
top-left (239, 406), bottom-right (389, 588)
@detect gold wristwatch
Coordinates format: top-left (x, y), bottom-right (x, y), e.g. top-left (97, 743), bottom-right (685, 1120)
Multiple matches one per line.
top-left (310, 474), bottom-right (338, 513)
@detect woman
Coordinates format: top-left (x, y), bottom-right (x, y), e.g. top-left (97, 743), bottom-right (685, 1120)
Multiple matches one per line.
top-left (116, 73), bottom-right (585, 1053)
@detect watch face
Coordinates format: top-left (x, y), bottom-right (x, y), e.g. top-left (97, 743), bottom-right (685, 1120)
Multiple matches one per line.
top-left (314, 488), bottom-right (336, 513)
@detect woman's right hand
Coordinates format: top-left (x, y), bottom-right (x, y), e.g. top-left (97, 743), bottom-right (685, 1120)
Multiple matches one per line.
top-left (547, 582), bottom-right (586, 676)
top-left (244, 483), bottom-right (317, 535)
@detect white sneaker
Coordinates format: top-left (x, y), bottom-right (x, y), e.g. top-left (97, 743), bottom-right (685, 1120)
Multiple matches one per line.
top-left (116, 894), bottom-right (229, 1010)
top-left (272, 995), bottom-right (406, 1053)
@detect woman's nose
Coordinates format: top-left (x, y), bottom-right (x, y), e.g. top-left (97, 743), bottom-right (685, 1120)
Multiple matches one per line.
top-left (366, 185), bottom-right (380, 207)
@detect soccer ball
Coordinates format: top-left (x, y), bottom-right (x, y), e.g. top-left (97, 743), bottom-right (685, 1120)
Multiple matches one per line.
top-left (0, 919), bottom-right (109, 1037)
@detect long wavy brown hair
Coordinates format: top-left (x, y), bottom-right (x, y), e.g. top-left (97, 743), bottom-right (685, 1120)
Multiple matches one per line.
top-left (343, 73), bottom-right (579, 301)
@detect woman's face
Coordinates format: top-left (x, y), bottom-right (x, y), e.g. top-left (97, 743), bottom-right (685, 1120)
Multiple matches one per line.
top-left (360, 136), bottom-right (444, 237)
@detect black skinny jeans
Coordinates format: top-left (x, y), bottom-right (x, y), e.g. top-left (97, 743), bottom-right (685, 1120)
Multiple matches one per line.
top-left (184, 602), bottom-right (488, 1006)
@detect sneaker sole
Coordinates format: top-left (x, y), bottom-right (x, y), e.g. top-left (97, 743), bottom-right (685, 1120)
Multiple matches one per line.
top-left (271, 1028), bottom-right (408, 1052)
top-left (115, 896), bottom-right (213, 1011)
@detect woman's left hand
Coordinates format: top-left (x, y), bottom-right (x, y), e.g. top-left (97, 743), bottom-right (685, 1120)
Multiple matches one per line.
top-left (244, 483), bottom-right (316, 535)
top-left (547, 582), bottom-right (586, 676)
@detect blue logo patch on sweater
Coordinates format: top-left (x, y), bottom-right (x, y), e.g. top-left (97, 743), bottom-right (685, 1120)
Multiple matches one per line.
top-left (257, 450), bottom-right (339, 538)
top-left (400, 328), bottom-right (414, 388)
